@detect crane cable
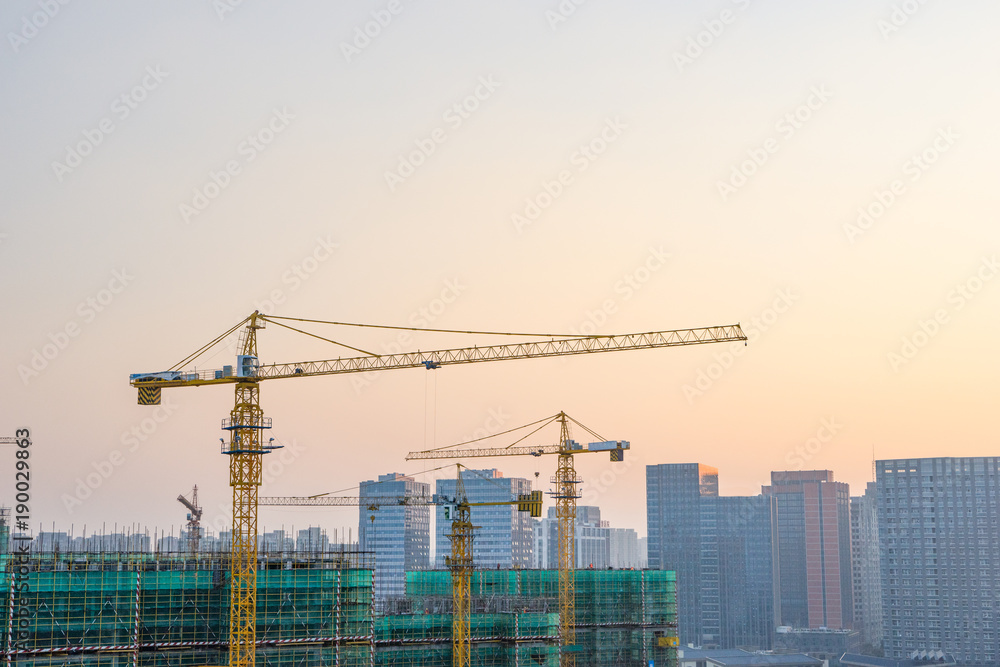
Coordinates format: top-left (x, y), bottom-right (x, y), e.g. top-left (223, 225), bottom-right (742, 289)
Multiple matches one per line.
top-left (305, 462), bottom-right (457, 498)
top-left (418, 414), bottom-right (561, 453)
top-left (260, 316), bottom-right (378, 356)
top-left (169, 316), bottom-right (251, 371)
top-left (262, 315), bottom-right (605, 339)
top-left (167, 313), bottom-right (620, 375)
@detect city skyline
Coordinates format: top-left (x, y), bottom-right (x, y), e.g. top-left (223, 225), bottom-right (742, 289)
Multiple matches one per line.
top-left (3, 1), bottom-right (999, 543)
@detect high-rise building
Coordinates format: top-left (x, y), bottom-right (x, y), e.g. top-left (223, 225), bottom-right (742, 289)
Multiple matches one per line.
top-left (877, 457), bottom-right (1000, 664)
top-left (851, 482), bottom-right (883, 653)
top-left (434, 468), bottom-right (533, 569)
top-left (763, 470), bottom-right (852, 630)
top-left (532, 505), bottom-right (640, 569)
top-left (647, 463), bottom-right (778, 649)
top-left (647, 463), bottom-right (719, 646)
top-left (359, 472), bottom-right (430, 599)
top-left (609, 526), bottom-right (642, 569)
top-left (709, 494), bottom-right (780, 650)
top-left (296, 526), bottom-right (329, 552)
top-left (260, 529), bottom-right (294, 552)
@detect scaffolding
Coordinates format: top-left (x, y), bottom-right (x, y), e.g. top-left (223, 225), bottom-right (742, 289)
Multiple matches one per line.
top-left (405, 570), bottom-right (677, 667)
top-left (1, 550), bottom-right (375, 667)
top-left (2, 549), bottom-right (674, 667)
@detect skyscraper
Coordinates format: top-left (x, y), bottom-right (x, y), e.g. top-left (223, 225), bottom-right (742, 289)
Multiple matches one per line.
top-left (647, 463), bottom-right (778, 649)
top-left (646, 463), bottom-right (718, 646)
top-left (434, 468), bottom-right (533, 569)
top-left (359, 473), bottom-right (431, 599)
top-left (877, 457), bottom-right (1000, 664)
top-left (850, 482), bottom-right (883, 653)
top-left (763, 470), bottom-right (852, 630)
top-left (710, 494), bottom-right (780, 650)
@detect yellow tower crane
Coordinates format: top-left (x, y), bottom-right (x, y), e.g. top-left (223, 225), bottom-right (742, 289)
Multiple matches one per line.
top-left (405, 411), bottom-right (637, 667)
top-left (128, 312), bottom-right (745, 667)
top-left (258, 464), bottom-right (543, 667)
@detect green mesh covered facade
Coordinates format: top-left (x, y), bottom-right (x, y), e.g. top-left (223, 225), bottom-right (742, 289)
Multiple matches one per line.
top-left (2, 551), bottom-right (674, 667)
top-left (405, 569), bottom-right (677, 666)
top-left (1, 551), bottom-right (375, 667)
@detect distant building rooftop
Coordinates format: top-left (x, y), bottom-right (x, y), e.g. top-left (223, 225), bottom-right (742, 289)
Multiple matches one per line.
top-left (678, 649), bottom-right (753, 661)
top-left (708, 655), bottom-right (823, 667)
top-left (840, 652), bottom-right (956, 667)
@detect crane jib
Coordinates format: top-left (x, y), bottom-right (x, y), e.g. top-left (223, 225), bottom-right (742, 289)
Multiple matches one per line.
top-left (130, 325), bottom-right (746, 403)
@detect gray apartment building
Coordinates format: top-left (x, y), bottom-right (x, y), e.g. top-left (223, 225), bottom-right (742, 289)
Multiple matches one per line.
top-left (851, 482), bottom-right (883, 653)
top-left (877, 457), bottom-right (1000, 664)
top-left (532, 505), bottom-right (642, 569)
top-left (359, 472), bottom-right (431, 599)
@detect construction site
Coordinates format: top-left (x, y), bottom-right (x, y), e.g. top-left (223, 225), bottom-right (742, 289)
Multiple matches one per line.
top-left (0, 544), bottom-right (677, 667)
top-left (5, 313), bottom-right (742, 667)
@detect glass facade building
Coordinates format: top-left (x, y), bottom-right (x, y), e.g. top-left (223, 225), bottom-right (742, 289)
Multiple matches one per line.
top-left (709, 494), bottom-right (780, 650)
top-left (359, 472), bottom-right (431, 600)
top-left (646, 463), bottom-right (719, 646)
top-left (648, 463), bottom-right (778, 650)
top-left (434, 468), bottom-right (533, 569)
top-left (763, 470), bottom-right (853, 630)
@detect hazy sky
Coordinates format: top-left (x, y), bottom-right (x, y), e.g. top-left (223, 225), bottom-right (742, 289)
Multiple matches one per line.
top-left (2, 1), bottom-right (999, 537)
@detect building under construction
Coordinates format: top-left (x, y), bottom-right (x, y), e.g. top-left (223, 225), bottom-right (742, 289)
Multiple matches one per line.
top-left (1, 548), bottom-right (676, 667)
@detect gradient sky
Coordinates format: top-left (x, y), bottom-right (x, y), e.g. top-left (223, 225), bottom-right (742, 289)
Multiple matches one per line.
top-left (2, 1), bottom-right (999, 538)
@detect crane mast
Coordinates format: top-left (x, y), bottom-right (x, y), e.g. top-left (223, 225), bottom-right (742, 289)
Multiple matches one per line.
top-left (406, 412), bottom-right (630, 667)
top-left (553, 414), bottom-right (578, 666)
top-left (227, 314), bottom-right (269, 667)
top-left (446, 468), bottom-right (474, 667)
